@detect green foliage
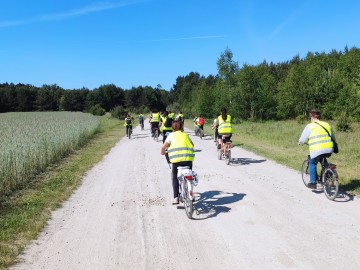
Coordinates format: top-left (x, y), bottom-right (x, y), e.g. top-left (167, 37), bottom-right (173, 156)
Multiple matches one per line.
top-left (110, 105), bottom-right (126, 119)
top-left (336, 111), bottom-right (352, 132)
top-left (296, 114), bottom-right (307, 124)
top-left (89, 104), bottom-right (106, 116)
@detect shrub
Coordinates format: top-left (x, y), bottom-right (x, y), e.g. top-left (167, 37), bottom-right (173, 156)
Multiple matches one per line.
top-left (336, 111), bottom-right (352, 132)
top-left (89, 104), bottom-right (106, 116)
top-left (296, 114), bottom-right (307, 124)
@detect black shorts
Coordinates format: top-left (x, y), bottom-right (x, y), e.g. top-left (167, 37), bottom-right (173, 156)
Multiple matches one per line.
top-left (219, 134), bottom-right (232, 143)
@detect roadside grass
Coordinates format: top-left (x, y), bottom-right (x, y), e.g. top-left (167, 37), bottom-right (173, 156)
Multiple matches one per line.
top-left (186, 119), bottom-right (360, 196)
top-left (0, 114), bottom-right (124, 269)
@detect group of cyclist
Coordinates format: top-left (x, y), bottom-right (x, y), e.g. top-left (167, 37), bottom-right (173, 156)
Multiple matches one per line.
top-left (125, 106), bottom-right (338, 203)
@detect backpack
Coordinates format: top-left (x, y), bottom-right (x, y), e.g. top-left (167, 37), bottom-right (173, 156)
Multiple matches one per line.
top-left (198, 117), bottom-right (205, 125)
top-left (125, 117), bottom-right (131, 125)
top-left (164, 116), bottom-right (173, 128)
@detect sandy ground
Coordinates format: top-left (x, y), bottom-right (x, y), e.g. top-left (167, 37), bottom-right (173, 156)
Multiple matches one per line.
top-left (12, 122), bottom-right (360, 270)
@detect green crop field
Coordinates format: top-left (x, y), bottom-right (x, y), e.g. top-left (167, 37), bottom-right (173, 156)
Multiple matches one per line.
top-left (0, 112), bottom-right (100, 194)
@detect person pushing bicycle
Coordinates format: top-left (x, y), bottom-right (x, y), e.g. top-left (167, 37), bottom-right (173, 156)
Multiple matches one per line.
top-left (298, 109), bottom-right (337, 189)
top-left (160, 120), bottom-right (195, 205)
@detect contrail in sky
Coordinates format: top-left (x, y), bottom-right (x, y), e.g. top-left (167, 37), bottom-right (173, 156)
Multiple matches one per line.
top-left (0, 0), bottom-right (149, 28)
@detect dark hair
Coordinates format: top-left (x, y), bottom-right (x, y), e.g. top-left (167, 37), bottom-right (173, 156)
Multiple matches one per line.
top-left (172, 120), bottom-right (182, 131)
top-left (221, 108), bottom-right (227, 121)
top-left (163, 111), bottom-right (169, 116)
top-left (310, 109), bottom-right (321, 119)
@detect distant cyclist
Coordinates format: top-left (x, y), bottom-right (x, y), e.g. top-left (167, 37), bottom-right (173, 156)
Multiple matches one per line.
top-left (149, 109), bottom-right (160, 137)
top-left (215, 108), bottom-right (233, 149)
top-left (160, 111), bottom-right (173, 143)
top-left (138, 113), bottom-right (144, 130)
top-left (161, 120), bottom-right (195, 204)
top-left (124, 113), bottom-right (134, 137)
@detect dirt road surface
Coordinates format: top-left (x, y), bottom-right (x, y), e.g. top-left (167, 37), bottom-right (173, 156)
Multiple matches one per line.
top-left (12, 122), bottom-right (360, 270)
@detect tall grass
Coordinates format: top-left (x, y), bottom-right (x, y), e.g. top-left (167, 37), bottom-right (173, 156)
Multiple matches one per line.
top-left (0, 112), bottom-right (100, 194)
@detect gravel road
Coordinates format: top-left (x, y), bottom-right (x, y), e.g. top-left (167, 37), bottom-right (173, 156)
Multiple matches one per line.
top-left (12, 122), bottom-right (360, 270)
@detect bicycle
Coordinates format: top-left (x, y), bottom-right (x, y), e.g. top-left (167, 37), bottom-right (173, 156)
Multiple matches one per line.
top-left (301, 154), bottom-right (339, 200)
top-left (153, 127), bottom-right (159, 142)
top-left (217, 135), bottom-right (232, 165)
top-left (194, 125), bottom-right (204, 139)
top-left (140, 120), bottom-right (144, 130)
top-left (177, 166), bottom-right (198, 219)
top-left (126, 125), bottom-right (132, 139)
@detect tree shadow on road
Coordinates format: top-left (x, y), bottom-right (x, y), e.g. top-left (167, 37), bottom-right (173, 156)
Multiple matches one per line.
top-left (230, 158), bottom-right (266, 166)
top-left (189, 190), bottom-right (246, 220)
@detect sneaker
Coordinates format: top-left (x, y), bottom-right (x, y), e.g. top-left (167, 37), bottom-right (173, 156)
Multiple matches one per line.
top-left (172, 197), bottom-right (179, 205)
top-left (306, 182), bottom-right (317, 189)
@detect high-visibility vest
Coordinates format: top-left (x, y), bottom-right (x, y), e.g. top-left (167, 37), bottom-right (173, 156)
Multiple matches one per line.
top-left (218, 115), bottom-right (233, 134)
top-left (167, 131), bottom-right (195, 163)
top-left (161, 116), bottom-right (172, 131)
top-left (308, 121), bottom-right (333, 153)
top-left (151, 113), bottom-right (160, 122)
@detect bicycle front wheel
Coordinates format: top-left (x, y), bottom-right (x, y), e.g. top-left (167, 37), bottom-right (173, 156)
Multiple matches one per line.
top-left (323, 168), bottom-right (339, 200)
top-left (301, 159), bottom-right (310, 186)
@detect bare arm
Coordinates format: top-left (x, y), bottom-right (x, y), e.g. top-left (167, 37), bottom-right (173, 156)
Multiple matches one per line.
top-left (161, 142), bottom-right (169, 155)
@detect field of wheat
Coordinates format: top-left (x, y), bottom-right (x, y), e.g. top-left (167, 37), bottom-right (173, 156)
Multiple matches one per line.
top-left (0, 112), bottom-right (100, 194)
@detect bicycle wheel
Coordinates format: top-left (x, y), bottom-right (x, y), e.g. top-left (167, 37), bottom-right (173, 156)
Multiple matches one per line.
top-left (301, 159), bottom-right (311, 186)
top-left (217, 149), bottom-right (222, 160)
top-left (128, 128), bottom-right (131, 139)
top-left (225, 149), bottom-right (231, 165)
top-left (182, 182), bottom-right (193, 219)
top-left (155, 130), bottom-right (158, 142)
top-left (323, 168), bottom-right (339, 200)
top-left (200, 129), bottom-right (203, 139)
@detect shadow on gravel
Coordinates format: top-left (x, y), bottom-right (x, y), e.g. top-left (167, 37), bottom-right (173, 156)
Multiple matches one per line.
top-left (230, 158), bottom-right (266, 166)
top-left (190, 190), bottom-right (246, 220)
top-left (131, 134), bottom-right (151, 139)
top-left (311, 188), bottom-right (355, 202)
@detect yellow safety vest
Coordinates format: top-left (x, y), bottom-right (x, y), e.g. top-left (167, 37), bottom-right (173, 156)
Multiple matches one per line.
top-left (218, 115), bottom-right (233, 134)
top-left (151, 113), bottom-right (160, 122)
top-left (308, 121), bottom-right (333, 153)
top-left (167, 131), bottom-right (195, 163)
top-left (161, 116), bottom-right (172, 131)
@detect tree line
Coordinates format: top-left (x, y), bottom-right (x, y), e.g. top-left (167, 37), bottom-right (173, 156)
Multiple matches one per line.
top-left (0, 83), bottom-right (169, 115)
top-left (168, 46), bottom-right (360, 122)
top-left (1, 46), bottom-right (359, 122)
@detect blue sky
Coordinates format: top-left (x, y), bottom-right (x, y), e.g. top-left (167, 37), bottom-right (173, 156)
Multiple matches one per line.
top-left (1, 0), bottom-right (359, 91)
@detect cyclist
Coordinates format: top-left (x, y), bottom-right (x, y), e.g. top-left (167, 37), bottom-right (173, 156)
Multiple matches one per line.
top-left (124, 113), bottom-right (134, 137)
top-left (193, 115), bottom-right (200, 135)
top-left (298, 109), bottom-right (336, 189)
top-left (216, 108), bottom-right (233, 149)
top-left (160, 120), bottom-right (195, 205)
top-left (138, 113), bottom-right (144, 130)
top-left (160, 111), bottom-right (173, 143)
top-left (149, 109), bottom-right (160, 137)
top-left (197, 115), bottom-right (205, 134)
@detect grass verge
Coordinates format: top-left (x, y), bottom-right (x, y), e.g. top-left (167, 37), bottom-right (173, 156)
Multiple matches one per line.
top-left (0, 114), bottom-right (124, 269)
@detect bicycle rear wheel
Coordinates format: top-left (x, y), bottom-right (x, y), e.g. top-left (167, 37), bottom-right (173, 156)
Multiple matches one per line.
top-left (182, 182), bottom-right (193, 219)
top-left (217, 149), bottom-right (222, 160)
top-left (225, 149), bottom-right (231, 165)
top-left (323, 168), bottom-right (339, 200)
top-left (301, 159), bottom-right (310, 186)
